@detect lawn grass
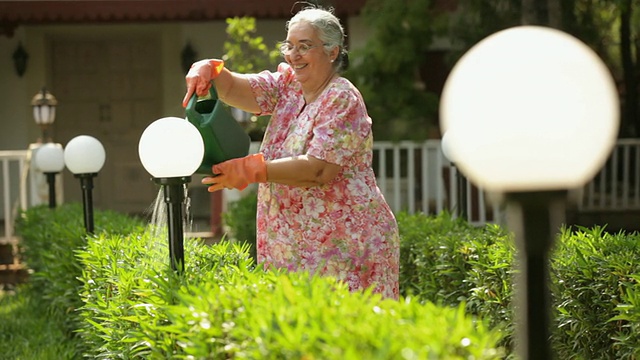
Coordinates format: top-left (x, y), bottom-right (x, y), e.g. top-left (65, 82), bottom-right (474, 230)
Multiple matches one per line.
top-left (0, 286), bottom-right (78, 360)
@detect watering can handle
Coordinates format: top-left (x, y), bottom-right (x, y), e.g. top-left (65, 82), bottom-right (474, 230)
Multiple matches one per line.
top-left (186, 86), bottom-right (220, 113)
top-left (183, 84), bottom-right (251, 174)
top-left (185, 85), bottom-right (221, 127)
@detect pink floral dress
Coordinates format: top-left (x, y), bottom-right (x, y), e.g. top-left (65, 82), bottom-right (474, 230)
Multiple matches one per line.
top-left (247, 63), bottom-right (399, 299)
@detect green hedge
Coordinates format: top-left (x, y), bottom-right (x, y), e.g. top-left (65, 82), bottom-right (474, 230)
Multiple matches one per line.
top-left (16, 204), bottom-right (503, 359)
top-left (15, 203), bottom-right (144, 340)
top-left (397, 212), bottom-right (515, 350)
top-left (551, 227), bottom-right (640, 359)
top-left (222, 190), bottom-right (258, 261)
top-left (16, 201), bottom-right (640, 359)
top-left (396, 211), bottom-right (640, 359)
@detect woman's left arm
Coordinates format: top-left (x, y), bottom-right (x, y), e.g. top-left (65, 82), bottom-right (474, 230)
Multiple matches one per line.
top-left (266, 155), bottom-right (341, 187)
top-left (201, 153), bottom-right (341, 192)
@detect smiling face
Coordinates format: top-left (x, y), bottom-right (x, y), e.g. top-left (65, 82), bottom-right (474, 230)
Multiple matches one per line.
top-left (284, 21), bottom-right (338, 89)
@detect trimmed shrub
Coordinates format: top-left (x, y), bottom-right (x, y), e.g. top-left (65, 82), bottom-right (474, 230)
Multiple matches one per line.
top-left (398, 213), bottom-right (640, 359)
top-left (610, 273), bottom-right (640, 359)
top-left (75, 222), bottom-right (504, 359)
top-left (15, 203), bottom-right (144, 338)
top-left (16, 202), bottom-right (640, 358)
top-left (550, 226), bottom-right (640, 359)
top-left (222, 190), bottom-right (258, 261)
top-left (161, 272), bottom-right (503, 359)
top-left (76, 228), bottom-right (254, 358)
top-left (398, 211), bottom-right (515, 349)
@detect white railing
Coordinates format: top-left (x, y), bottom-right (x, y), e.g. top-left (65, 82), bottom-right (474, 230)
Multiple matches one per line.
top-left (0, 151), bottom-right (29, 245)
top-left (0, 150), bottom-right (29, 273)
top-left (371, 138), bottom-right (640, 222)
top-left (371, 140), bottom-right (500, 226)
top-left (579, 138), bottom-right (640, 211)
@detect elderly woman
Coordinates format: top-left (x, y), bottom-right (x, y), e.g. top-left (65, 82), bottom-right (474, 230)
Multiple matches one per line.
top-left (183, 7), bottom-right (399, 299)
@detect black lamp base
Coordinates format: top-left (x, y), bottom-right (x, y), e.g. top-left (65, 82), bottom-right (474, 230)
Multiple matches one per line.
top-left (504, 190), bottom-right (567, 360)
top-left (74, 173), bottom-right (98, 234)
top-left (153, 176), bottom-right (191, 186)
top-left (153, 176), bottom-right (191, 273)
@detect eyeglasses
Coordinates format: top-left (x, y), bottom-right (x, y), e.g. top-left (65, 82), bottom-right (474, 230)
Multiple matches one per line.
top-left (279, 42), bottom-right (325, 56)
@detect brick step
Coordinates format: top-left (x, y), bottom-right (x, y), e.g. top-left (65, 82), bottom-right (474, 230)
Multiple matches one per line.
top-left (0, 268), bottom-right (29, 288)
top-left (0, 239), bottom-right (28, 287)
top-left (0, 243), bottom-right (15, 265)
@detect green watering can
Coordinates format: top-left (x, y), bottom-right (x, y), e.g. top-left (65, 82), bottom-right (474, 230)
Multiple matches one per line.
top-left (185, 86), bottom-right (251, 175)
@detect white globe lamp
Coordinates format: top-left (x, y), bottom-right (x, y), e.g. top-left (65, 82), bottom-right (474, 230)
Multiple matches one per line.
top-left (138, 117), bottom-right (205, 273)
top-left (440, 26), bottom-right (618, 192)
top-left (34, 143), bottom-right (65, 208)
top-left (440, 130), bottom-right (458, 164)
top-left (35, 143), bottom-right (65, 173)
top-left (63, 135), bottom-right (106, 234)
top-left (64, 135), bottom-right (106, 175)
top-left (439, 25), bottom-right (620, 360)
top-left (138, 117), bottom-right (204, 179)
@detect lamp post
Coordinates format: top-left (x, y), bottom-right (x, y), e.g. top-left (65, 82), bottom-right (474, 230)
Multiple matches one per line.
top-left (31, 87), bottom-right (57, 143)
top-left (33, 143), bottom-right (65, 208)
top-left (440, 26), bottom-right (619, 359)
top-left (138, 117), bottom-right (204, 273)
top-left (63, 135), bottom-right (106, 234)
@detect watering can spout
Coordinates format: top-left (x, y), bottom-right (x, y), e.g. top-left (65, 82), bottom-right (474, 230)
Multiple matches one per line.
top-left (185, 86), bottom-right (251, 175)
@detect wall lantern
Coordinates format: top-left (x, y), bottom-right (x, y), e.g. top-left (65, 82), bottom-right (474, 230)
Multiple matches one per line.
top-left (31, 87), bottom-right (58, 143)
top-left (138, 117), bottom-right (204, 273)
top-left (440, 26), bottom-right (619, 359)
top-left (13, 42), bottom-right (28, 77)
top-left (181, 42), bottom-right (197, 75)
top-left (64, 135), bottom-right (106, 234)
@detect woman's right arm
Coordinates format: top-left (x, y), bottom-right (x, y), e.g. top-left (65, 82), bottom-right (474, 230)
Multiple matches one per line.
top-left (182, 59), bottom-right (262, 114)
top-left (213, 68), bottom-right (262, 114)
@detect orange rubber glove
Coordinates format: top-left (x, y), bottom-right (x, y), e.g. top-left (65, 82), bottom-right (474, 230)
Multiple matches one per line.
top-left (182, 59), bottom-right (225, 107)
top-left (202, 153), bottom-right (267, 192)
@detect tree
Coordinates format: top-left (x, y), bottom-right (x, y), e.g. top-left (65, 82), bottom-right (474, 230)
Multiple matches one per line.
top-left (222, 17), bottom-right (280, 73)
top-left (222, 17), bottom-right (280, 140)
top-left (446, 0), bottom-right (521, 64)
top-left (345, 0), bottom-right (443, 141)
top-left (552, 0), bottom-right (638, 137)
top-left (448, 0), bottom-right (640, 137)
top-left (619, 0), bottom-right (638, 136)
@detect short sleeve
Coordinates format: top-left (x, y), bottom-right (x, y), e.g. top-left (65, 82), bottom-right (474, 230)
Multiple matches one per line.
top-left (247, 63), bottom-right (294, 116)
top-left (307, 84), bottom-right (371, 166)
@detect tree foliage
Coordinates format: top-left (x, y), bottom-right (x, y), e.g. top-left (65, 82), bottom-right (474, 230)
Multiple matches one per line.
top-left (222, 17), bottom-right (280, 140)
top-left (222, 17), bottom-right (280, 73)
top-left (447, 0), bottom-right (640, 137)
top-left (445, 0), bottom-right (521, 64)
top-left (346, 0), bottom-right (444, 141)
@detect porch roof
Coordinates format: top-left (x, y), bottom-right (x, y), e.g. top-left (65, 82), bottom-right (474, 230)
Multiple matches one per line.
top-left (0, 0), bottom-right (367, 37)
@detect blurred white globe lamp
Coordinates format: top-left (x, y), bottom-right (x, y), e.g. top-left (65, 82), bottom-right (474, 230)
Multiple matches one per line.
top-left (441, 131), bottom-right (467, 220)
top-left (138, 117), bottom-right (204, 273)
top-left (440, 26), bottom-right (619, 360)
top-left (34, 143), bottom-right (65, 208)
top-left (64, 135), bottom-right (106, 234)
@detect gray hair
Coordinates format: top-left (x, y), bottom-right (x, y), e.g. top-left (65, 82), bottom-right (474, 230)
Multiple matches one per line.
top-left (286, 7), bottom-right (349, 71)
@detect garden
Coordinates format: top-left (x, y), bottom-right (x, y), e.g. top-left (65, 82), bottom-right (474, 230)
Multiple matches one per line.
top-left (1, 196), bottom-right (639, 359)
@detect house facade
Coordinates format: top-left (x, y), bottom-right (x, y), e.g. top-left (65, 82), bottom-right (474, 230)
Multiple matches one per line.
top-left (0, 0), bottom-right (378, 231)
